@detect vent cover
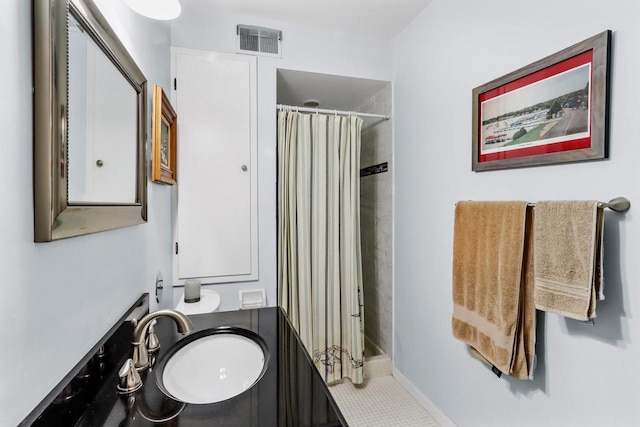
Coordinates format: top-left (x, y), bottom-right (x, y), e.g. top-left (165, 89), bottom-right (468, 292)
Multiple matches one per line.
top-left (237, 24), bottom-right (282, 58)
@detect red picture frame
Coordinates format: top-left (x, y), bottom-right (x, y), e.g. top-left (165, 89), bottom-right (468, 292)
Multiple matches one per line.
top-left (472, 30), bottom-right (611, 172)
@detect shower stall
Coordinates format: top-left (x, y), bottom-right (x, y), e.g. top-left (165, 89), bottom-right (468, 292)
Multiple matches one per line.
top-left (276, 69), bottom-right (394, 364)
top-left (358, 84), bottom-right (393, 360)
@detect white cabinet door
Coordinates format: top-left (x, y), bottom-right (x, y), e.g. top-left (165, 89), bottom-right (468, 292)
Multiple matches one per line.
top-left (172, 48), bottom-right (258, 284)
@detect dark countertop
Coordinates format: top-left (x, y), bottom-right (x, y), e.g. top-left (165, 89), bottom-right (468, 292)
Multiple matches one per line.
top-left (29, 304), bottom-right (347, 426)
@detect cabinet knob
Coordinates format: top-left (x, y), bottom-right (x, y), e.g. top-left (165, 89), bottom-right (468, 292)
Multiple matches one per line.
top-left (96, 159), bottom-right (104, 167)
top-left (241, 165), bottom-right (248, 172)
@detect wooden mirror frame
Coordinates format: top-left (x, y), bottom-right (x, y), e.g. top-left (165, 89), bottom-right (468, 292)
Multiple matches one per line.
top-left (33, 0), bottom-right (147, 242)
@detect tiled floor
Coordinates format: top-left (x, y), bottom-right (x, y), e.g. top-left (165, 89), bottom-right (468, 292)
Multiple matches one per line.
top-left (329, 374), bottom-right (441, 427)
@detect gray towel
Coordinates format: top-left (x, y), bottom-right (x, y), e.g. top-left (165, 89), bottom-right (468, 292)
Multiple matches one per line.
top-left (533, 201), bottom-right (604, 321)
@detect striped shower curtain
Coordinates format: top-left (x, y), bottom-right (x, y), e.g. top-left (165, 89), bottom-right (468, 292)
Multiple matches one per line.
top-left (277, 110), bottom-right (365, 385)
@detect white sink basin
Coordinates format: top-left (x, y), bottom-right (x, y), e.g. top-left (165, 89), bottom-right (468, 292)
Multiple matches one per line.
top-left (156, 327), bottom-right (268, 404)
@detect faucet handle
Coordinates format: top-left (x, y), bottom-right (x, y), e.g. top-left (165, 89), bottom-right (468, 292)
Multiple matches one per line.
top-left (132, 340), bottom-right (149, 371)
top-left (117, 358), bottom-right (143, 394)
top-left (147, 319), bottom-right (160, 354)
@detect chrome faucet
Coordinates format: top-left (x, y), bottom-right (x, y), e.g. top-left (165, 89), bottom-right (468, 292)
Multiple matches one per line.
top-left (131, 309), bottom-right (193, 371)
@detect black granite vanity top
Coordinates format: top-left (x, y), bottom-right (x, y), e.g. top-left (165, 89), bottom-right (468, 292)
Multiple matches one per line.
top-left (26, 299), bottom-right (346, 426)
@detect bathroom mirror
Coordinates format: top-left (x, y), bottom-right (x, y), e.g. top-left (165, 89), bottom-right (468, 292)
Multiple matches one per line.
top-left (33, 0), bottom-right (147, 242)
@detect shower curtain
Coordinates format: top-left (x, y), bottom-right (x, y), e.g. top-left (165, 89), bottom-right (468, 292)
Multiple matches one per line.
top-left (277, 110), bottom-right (365, 385)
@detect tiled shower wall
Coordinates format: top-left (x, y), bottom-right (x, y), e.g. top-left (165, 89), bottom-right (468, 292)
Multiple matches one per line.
top-left (359, 84), bottom-right (393, 357)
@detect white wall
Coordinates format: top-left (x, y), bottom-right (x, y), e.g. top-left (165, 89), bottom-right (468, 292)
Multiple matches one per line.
top-left (393, 0), bottom-right (640, 425)
top-left (0, 2), bottom-right (173, 425)
top-left (170, 5), bottom-right (394, 310)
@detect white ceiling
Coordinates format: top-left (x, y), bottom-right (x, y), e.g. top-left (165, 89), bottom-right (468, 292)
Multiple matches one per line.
top-left (277, 70), bottom-right (390, 112)
top-left (182, 0), bottom-right (432, 117)
top-left (183, 0), bottom-right (432, 38)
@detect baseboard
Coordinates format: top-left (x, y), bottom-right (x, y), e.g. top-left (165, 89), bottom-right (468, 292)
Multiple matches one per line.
top-left (392, 367), bottom-right (457, 427)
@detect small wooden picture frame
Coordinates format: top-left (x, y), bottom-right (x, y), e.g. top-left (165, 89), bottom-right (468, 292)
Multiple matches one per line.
top-left (152, 84), bottom-right (177, 185)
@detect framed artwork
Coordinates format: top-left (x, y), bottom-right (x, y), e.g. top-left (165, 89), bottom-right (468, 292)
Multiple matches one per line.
top-left (152, 84), bottom-right (178, 184)
top-left (472, 30), bottom-right (611, 172)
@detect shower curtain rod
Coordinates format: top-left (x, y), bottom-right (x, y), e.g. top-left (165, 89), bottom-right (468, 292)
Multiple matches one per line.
top-left (276, 104), bottom-right (390, 120)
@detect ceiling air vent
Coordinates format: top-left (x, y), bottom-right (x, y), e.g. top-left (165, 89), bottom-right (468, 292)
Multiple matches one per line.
top-left (237, 24), bottom-right (282, 58)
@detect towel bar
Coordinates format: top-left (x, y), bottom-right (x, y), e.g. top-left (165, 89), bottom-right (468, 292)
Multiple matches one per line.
top-left (527, 197), bottom-right (630, 213)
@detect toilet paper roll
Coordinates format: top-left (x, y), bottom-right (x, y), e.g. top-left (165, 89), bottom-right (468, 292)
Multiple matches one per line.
top-left (176, 289), bottom-right (221, 315)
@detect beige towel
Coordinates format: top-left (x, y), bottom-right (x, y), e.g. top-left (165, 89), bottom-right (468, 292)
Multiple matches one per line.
top-left (533, 201), bottom-right (604, 321)
top-left (452, 201), bottom-right (536, 379)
